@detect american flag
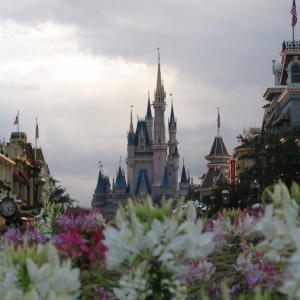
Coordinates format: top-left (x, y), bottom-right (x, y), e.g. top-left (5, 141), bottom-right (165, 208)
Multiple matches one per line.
top-left (291, 0), bottom-right (297, 27)
top-left (35, 123), bottom-right (39, 139)
top-left (13, 113), bottom-right (19, 125)
top-left (217, 110), bottom-right (220, 129)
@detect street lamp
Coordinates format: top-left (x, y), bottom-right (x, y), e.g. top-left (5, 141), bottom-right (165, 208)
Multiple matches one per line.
top-left (251, 180), bottom-right (259, 204)
top-left (222, 189), bottom-right (230, 206)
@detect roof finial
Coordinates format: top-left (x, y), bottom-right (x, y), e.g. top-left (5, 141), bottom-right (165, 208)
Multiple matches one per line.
top-left (119, 156), bottom-right (121, 167)
top-left (217, 107), bottom-right (221, 136)
top-left (183, 157), bottom-right (185, 166)
top-left (158, 47), bottom-right (160, 64)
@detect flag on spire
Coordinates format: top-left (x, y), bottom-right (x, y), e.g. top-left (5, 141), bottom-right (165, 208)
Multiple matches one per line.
top-left (35, 122), bottom-right (39, 139)
top-left (13, 113), bottom-right (19, 125)
top-left (291, 0), bottom-right (297, 27)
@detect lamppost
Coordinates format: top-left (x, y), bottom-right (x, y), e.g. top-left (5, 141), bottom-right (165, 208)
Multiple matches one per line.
top-left (251, 180), bottom-right (259, 205)
top-left (222, 189), bottom-right (230, 209)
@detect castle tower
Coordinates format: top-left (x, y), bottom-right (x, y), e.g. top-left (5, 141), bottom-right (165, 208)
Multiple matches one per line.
top-left (178, 158), bottom-right (189, 199)
top-left (92, 169), bottom-right (107, 207)
top-left (167, 97), bottom-right (179, 199)
top-left (152, 49), bottom-right (168, 198)
top-left (160, 165), bottom-right (172, 200)
top-left (146, 92), bottom-right (153, 143)
top-left (114, 158), bottom-right (127, 203)
top-left (126, 107), bottom-right (135, 196)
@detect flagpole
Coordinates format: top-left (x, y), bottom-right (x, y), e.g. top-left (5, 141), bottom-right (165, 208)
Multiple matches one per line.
top-left (291, 0), bottom-right (298, 42)
top-left (35, 118), bottom-right (37, 160)
top-left (293, 26), bottom-right (295, 42)
top-left (217, 108), bottom-right (220, 136)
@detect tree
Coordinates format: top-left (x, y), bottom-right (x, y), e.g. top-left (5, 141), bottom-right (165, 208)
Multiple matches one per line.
top-left (49, 176), bottom-right (76, 207)
top-left (241, 128), bottom-right (300, 191)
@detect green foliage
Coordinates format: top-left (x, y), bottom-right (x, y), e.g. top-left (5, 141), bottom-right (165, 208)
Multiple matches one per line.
top-left (49, 176), bottom-right (76, 207)
top-left (0, 180), bottom-right (11, 194)
top-left (243, 128), bottom-right (300, 191)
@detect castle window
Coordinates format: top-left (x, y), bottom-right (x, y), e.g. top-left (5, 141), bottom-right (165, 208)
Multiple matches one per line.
top-left (292, 64), bottom-right (300, 83)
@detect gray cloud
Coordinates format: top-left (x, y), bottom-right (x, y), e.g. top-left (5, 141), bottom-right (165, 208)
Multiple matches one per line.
top-left (0, 0), bottom-right (294, 206)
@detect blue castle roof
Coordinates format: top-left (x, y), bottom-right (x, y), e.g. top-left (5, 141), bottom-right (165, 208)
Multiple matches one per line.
top-left (161, 166), bottom-right (172, 189)
top-left (135, 169), bottom-right (152, 195)
top-left (160, 166), bottom-right (172, 199)
top-left (173, 145), bottom-right (179, 157)
top-left (180, 165), bottom-right (188, 183)
top-left (168, 103), bottom-right (176, 130)
top-left (146, 97), bottom-right (153, 119)
top-left (115, 166), bottom-right (126, 189)
top-left (134, 120), bottom-right (151, 146)
top-left (94, 171), bottom-right (106, 193)
top-left (127, 132), bottom-right (135, 146)
top-left (93, 170), bottom-right (107, 201)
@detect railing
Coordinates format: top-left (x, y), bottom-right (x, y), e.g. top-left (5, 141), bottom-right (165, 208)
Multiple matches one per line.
top-left (282, 40), bottom-right (300, 51)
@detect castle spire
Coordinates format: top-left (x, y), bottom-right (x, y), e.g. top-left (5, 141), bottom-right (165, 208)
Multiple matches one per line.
top-left (217, 108), bottom-right (221, 136)
top-left (156, 48), bottom-right (164, 95)
top-left (129, 105), bottom-right (134, 134)
top-left (180, 158), bottom-right (188, 183)
top-left (169, 94), bottom-right (176, 129)
top-left (146, 91), bottom-right (152, 119)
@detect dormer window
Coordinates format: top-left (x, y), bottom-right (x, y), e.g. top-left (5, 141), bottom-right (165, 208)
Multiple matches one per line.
top-left (139, 137), bottom-right (144, 151)
top-left (291, 64), bottom-right (300, 83)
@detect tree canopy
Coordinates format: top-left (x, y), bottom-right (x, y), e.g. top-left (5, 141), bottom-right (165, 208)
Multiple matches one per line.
top-left (240, 128), bottom-right (300, 191)
top-left (49, 176), bottom-right (76, 207)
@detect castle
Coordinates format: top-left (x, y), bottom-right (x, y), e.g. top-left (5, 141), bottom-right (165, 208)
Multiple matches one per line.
top-left (91, 51), bottom-right (192, 220)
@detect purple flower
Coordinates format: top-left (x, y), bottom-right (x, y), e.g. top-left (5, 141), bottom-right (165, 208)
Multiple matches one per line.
top-left (3, 227), bottom-right (23, 245)
top-left (3, 224), bottom-right (45, 245)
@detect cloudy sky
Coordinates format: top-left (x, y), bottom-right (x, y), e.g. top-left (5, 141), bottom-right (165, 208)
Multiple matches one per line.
top-left (0, 0), bottom-right (296, 207)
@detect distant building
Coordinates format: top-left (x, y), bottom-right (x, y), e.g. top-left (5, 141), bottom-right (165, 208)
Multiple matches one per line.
top-left (92, 51), bottom-right (192, 220)
top-left (199, 112), bottom-right (231, 200)
top-left (0, 132), bottom-right (50, 207)
top-left (234, 127), bottom-right (261, 176)
top-left (263, 39), bottom-right (300, 134)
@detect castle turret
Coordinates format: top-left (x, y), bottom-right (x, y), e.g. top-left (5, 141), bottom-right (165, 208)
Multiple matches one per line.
top-left (126, 107), bottom-right (135, 196)
top-left (114, 163), bottom-right (127, 202)
top-left (160, 166), bottom-right (172, 200)
top-left (152, 49), bottom-right (168, 198)
top-left (92, 170), bottom-right (107, 206)
top-left (168, 99), bottom-right (177, 155)
top-left (146, 92), bottom-right (153, 143)
top-left (178, 158), bottom-right (189, 198)
top-left (167, 97), bottom-right (179, 199)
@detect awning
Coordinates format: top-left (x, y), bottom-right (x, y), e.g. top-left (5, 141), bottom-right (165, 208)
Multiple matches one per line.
top-left (18, 171), bottom-right (30, 186)
top-left (14, 170), bottom-right (30, 186)
top-left (13, 170), bottom-right (24, 183)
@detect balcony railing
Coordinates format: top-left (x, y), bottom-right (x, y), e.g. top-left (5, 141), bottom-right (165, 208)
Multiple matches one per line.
top-left (282, 40), bottom-right (300, 51)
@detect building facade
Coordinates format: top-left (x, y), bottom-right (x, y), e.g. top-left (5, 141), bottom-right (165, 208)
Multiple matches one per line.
top-left (263, 40), bottom-right (300, 134)
top-left (0, 131), bottom-right (50, 208)
top-left (199, 119), bottom-right (231, 200)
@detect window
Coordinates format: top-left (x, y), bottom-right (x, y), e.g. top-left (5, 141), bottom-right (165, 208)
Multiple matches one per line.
top-left (292, 64), bottom-right (300, 83)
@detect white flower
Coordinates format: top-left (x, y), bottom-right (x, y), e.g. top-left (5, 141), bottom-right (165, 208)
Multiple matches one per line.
top-left (0, 242), bottom-right (80, 299)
